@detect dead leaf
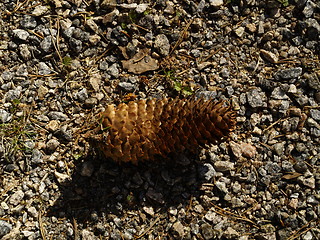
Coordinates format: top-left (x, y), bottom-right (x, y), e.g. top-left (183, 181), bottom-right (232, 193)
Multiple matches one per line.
top-left (122, 48), bottom-right (158, 74)
top-left (282, 172), bottom-right (302, 180)
top-left (89, 73), bottom-right (101, 92)
top-left (119, 46), bottom-right (129, 59)
top-left (260, 49), bottom-right (278, 64)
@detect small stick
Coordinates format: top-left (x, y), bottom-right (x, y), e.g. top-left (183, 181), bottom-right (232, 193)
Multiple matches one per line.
top-left (132, 23), bottom-right (150, 32)
top-left (263, 117), bottom-right (289, 132)
top-left (135, 216), bottom-right (160, 239)
top-left (38, 209), bottom-right (47, 240)
top-left (169, 18), bottom-right (193, 56)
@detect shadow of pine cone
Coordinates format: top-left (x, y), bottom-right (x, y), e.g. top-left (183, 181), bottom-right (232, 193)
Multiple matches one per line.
top-left (84, 98), bottom-right (237, 164)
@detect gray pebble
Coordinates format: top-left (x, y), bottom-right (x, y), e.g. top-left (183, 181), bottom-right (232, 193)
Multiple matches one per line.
top-left (310, 109), bottom-right (320, 121)
top-left (31, 149), bottom-right (43, 164)
top-left (84, 97), bottom-right (98, 108)
top-left (306, 195), bottom-right (319, 205)
top-left (298, 176), bottom-right (315, 189)
top-left (197, 0), bottom-right (206, 12)
top-left (270, 87), bottom-right (289, 100)
top-left (281, 160), bottom-right (294, 172)
top-left (190, 223), bottom-right (199, 235)
top-left (81, 229), bottom-right (95, 240)
top-left (154, 34), bottom-right (170, 56)
top-left (16, 64), bottom-right (28, 77)
top-left (288, 46), bottom-right (300, 56)
top-left (38, 62), bottom-right (52, 75)
top-left (204, 211), bottom-right (219, 223)
top-left (310, 127), bottom-right (320, 137)
top-left (292, 36), bottom-right (303, 46)
top-left (1, 71), bottom-right (14, 81)
top-left (200, 223), bottom-right (214, 240)
top-left (223, 227), bottom-right (239, 239)
top-left (63, 26), bottom-right (75, 39)
top-left (27, 206), bottom-right (38, 218)
top-left (172, 221), bottom-right (184, 238)
top-left (66, 226), bottom-right (74, 237)
top-left (273, 142), bottom-right (285, 156)
top-left (220, 68), bottom-right (230, 78)
top-left (57, 125), bottom-right (73, 141)
top-left (295, 143), bottom-right (307, 153)
top-left (69, 37), bottom-right (82, 53)
top-left (72, 28), bottom-right (83, 39)
top-left (9, 190), bottom-right (24, 205)
top-left (226, 86), bottom-right (234, 96)
top-left (4, 86), bottom-right (22, 102)
top-left (0, 220), bottom-right (12, 237)
top-left (126, 40), bottom-right (139, 58)
top-left (118, 82), bottom-right (135, 92)
top-left (215, 180), bottom-right (228, 194)
top-left (277, 228), bottom-right (292, 239)
top-left (232, 182), bottom-right (242, 193)
top-left (234, 26), bottom-right (245, 37)
top-left (214, 161), bottom-right (234, 172)
top-left (12, 29), bottom-right (29, 41)
top-left (107, 63), bottom-right (119, 78)
top-left (48, 112), bottom-right (67, 121)
top-left (32, 5), bottom-right (49, 16)
top-left (275, 67), bottom-right (302, 80)
top-left (5, 164), bottom-right (18, 172)
top-left (123, 228), bottom-right (136, 240)
top-left (99, 61), bottom-right (108, 71)
top-left (46, 139), bottom-right (60, 152)
top-left (198, 163), bottom-right (216, 181)
top-left (111, 26), bottom-right (129, 45)
top-left (305, 18), bottom-right (320, 40)
top-left (306, 40), bottom-right (318, 49)
top-left (246, 88), bottom-right (267, 108)
top-left (75, 88), bottom-right (88, 102)
top-left (40, 36), bottom-right (53, 52)
top-left (20, 15), bottom-right (37, 29)
top-left (195, 91), bottom-right (217, 100)
top-left (303, 1), bottom-right (316, 17)
top-left (190, 49), bottom-right (201, 58)
top-left (294, 161), bottom-right (308, 173)
top-left (209, 0), bottom-right (224, 7)
top-left (265, 162), bottom-right (281, 174)
top-left (0, 109), bottom-right (12, 123)
top-left (19, 44), bottom-right (31, 60)
top-left (113, 217), bottom-right (122, 228)
top-left (305, 73), bottom-right (320, 90)
top-left (302, 231), bottom-right (313, 240)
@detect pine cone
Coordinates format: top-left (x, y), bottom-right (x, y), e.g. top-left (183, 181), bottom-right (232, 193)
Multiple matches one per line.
top-left (86, 98), bottom-right (236, 164)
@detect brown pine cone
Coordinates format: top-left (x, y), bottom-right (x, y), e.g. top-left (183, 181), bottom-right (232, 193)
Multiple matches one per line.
top-left (86, 98), bottom-right (236, 164)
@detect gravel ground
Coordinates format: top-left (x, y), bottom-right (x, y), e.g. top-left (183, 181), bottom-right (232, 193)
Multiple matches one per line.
top-left (0, 0), bottom-right (320, 239)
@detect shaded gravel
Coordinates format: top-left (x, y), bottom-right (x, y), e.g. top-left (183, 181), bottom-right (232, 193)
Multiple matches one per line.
top-left (0, 0), bottom-right (319, 239)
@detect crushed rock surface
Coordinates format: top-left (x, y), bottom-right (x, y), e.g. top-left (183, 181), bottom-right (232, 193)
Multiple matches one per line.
top-left (0, 0), bottom-right (319, 239)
